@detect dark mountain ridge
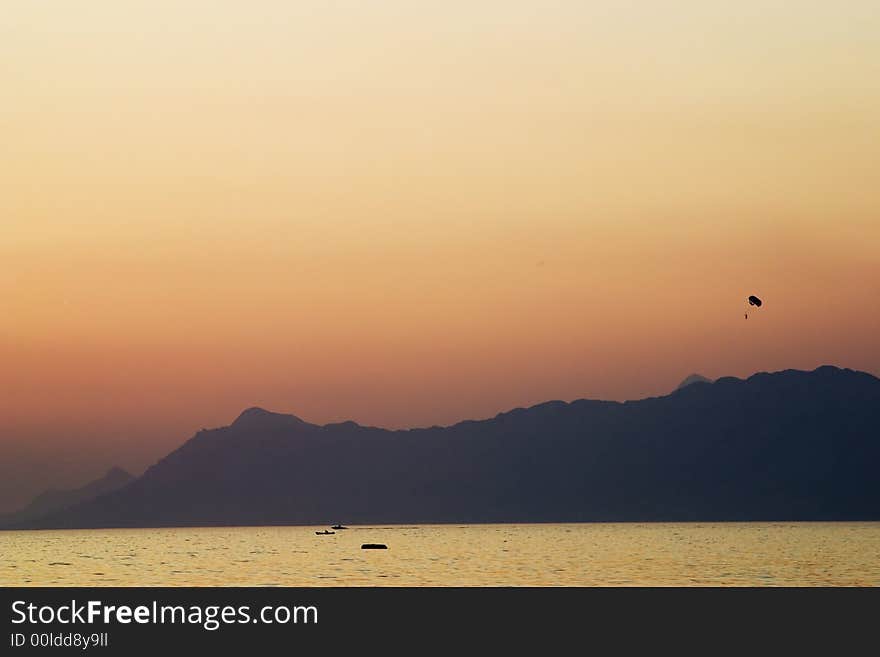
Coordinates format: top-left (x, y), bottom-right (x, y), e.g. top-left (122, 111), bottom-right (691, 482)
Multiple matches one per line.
top-left (0, 467), bottom-right (133, 528)
top-left (13, 366), bottom-right (880, 529)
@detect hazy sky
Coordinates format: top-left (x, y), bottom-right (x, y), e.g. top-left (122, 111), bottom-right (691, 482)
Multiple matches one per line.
top-left (2, 1), bottom-right (879, 510)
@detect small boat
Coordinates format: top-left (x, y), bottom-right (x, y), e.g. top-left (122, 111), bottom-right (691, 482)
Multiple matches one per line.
top-left (331, 524), bottom-right (348, 530)
top-left (361, 543), bottom-right (387, 550)
top-left (315, 530), bottom-right (335, 535)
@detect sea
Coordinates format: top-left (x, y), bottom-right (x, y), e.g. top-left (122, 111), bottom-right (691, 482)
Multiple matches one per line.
top-left (2, 522), bottom-right (878, 586)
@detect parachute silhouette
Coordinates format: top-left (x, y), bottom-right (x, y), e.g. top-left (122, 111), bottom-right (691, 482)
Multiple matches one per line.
top-left (745, 295), bottom-right (763, 319)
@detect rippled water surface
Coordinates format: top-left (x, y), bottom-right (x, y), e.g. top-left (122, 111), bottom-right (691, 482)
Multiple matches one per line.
top-left (2, 523), bottom-right (878, 586)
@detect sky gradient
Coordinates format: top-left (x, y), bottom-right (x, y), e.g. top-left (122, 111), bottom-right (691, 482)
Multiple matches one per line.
top-left (2, 1), bottom-right (879, 510)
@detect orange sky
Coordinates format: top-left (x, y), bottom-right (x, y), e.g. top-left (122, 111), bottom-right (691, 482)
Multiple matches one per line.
top-left (1, 2), bottom-right (879, 510)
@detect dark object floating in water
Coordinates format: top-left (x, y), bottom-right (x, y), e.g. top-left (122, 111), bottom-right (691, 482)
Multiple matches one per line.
top-left (331, 524), bottom-right (348, 530)
top-left (361, 544), bottom-right (388, 550)
top-left (315, 530), bottom-right (335, 535)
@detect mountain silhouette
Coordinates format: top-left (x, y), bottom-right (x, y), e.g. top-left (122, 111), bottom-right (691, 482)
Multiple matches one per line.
top-left (10, 366), bottom-right (880, 529)
top-left (0, 467), bottom-right (133, 528)
top-left (676, 373), bottom-right (712, 390)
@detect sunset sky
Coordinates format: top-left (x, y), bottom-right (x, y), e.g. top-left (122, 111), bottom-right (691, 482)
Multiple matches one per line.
top-left (2, 1), bottom-right (879, 510)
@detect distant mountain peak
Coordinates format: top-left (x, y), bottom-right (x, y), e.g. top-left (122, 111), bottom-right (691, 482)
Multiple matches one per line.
top-left (0, 466), bottom-right (133, 528)
top-left (676, 373), bottom-right (713, 390)
top-left (231, 407), bottom-right (306, 429)
top-left (236, 406), bottom-right (275, 420)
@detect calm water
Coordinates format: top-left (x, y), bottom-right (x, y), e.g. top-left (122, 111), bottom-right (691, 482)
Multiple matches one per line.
top-left (2, 523), bottom-right (878, 586)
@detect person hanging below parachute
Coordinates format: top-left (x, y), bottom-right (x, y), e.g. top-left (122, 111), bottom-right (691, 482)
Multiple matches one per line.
top-left (745, 294), bottom-right (762, 319)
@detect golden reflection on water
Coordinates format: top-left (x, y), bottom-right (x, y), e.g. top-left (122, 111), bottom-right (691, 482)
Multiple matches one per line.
top-left (1, 523), bottom-right (878, 586)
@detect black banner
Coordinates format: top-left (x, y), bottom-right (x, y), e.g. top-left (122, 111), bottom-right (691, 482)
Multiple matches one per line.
top-left (1, 587), bottom-right (875, 653)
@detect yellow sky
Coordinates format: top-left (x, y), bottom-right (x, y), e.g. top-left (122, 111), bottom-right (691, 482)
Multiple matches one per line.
top-left (1, 1), bottom-right (879, 508)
